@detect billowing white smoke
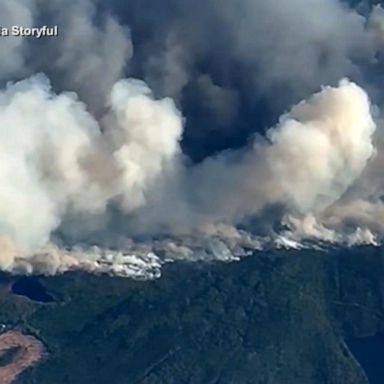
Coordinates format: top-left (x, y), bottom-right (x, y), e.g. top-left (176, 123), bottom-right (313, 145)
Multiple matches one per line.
top-left (0, 74), bottom-right (182, 273)
top-left (260, 80), bottom-right (378, 247)
top-left (106, 79), bottom-right (182, 212)
top-left (0, 74), bottom-right (378, 277)
top-left (0, 75), bottom-right (378, 277)
top-left (266, 79), bottom-right (375, 213)
top-left (189, 79), bottom-right (376, 228)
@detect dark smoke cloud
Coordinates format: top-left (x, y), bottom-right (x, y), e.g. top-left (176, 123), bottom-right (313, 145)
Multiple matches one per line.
top-left (106, 0), bottom-right (376, 160)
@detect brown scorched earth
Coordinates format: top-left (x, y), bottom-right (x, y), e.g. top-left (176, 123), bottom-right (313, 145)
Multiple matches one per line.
top-left (0, 331), bottom-right (45, 384)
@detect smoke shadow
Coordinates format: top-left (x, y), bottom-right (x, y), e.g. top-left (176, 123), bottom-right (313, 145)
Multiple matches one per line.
top-left (11, 278), bottom-right (56, 304)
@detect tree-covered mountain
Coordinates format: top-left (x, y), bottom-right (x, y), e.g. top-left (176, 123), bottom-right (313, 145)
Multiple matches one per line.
top-left (1, 246), bottom-right (383, 383)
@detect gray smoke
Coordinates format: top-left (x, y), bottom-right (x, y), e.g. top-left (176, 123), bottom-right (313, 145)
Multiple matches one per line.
top-left (0, 0), bottom-right (34, 80)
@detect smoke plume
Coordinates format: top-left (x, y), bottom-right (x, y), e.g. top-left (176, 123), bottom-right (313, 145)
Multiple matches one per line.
top-left (0, 0), bottom-right (384, 277)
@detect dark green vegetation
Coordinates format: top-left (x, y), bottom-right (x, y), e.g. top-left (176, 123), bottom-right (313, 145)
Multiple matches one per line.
top-left (1, 247), bottom-right (384, 383)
